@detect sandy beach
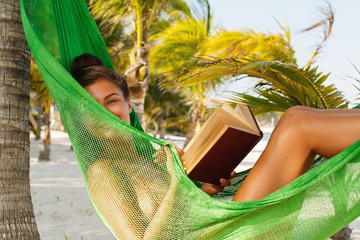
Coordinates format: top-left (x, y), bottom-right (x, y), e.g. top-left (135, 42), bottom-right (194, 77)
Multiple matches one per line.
top-left (30, 130), bottom-right (360, 239)
top-left (30, 131), bottom-right (115, 239)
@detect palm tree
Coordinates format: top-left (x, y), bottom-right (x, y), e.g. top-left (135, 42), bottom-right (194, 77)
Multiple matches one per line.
top-left (0, 0), bottom-right (40, 238)
top-left (167, 2), bottom-right (347, 115)
top-left (89, 0), bottom-right (171, 122)
top-left (150, 0), bottom-right (296, 145)
top-left (150, 1), bottom-right (211, 145)
top-left (30, 61), bottom-right (54, 160)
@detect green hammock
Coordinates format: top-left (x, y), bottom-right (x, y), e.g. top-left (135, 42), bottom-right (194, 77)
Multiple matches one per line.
top-left (21, 0), bottom-right (360, 239)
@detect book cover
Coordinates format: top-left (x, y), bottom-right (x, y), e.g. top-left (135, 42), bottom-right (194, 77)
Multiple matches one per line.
top-left (183, 104), bottom-right (262, 185)
top-left (187, 125), bottom-right (262, 184)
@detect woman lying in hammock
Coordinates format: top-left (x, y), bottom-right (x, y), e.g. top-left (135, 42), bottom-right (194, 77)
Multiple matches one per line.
top-left (71, 53), bottom-right (360, 203)
top-left (70, 53), bottom-right (360, 239)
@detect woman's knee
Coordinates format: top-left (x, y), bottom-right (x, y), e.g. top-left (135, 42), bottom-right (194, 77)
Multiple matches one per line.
top-left (87, 159), bottom-right (113, 181)
top-left (282, 106), bottom-right (313, 119)
top-left (276, 110), bottom-right (314, 137)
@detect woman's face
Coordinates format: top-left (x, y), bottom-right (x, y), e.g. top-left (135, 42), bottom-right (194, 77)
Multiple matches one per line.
top-left (85, 78), bottom-right (131, 124)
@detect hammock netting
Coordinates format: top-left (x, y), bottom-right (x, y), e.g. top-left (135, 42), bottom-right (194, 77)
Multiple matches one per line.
top-left (21, 0), bottom-right (360, 239)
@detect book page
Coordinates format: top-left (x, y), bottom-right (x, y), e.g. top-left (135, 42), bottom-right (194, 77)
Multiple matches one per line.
top-left (183, 108), bottom-right (226, 163)
top-left (221, 103), bottom-right (247, 123)
top-left (222, 103), bottom-right (259, 133)
top-left (235, 104), bottom-right (260, 132)
top-left (183, 120), bottom-right (227, 171)
top-left (215, 104), bottom-right (259, 134)
top-left (184, 120), bottom-right (228, 173)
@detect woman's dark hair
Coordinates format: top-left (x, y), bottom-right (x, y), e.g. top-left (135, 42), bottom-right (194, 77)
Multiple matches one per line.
top-left (70, 53), bottom-right (104, 74)
top-left (71, 53), bottom-right (130, 100)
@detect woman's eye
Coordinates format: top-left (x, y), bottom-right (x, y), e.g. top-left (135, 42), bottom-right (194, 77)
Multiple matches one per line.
top-left (106, 99), bottom-right (117, 105)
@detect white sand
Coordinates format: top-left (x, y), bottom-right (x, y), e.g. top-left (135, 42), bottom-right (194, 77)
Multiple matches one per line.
top-left (30, 131), bottom-right (115, 239)
top-left (30, 130), bottom-right (360, 239)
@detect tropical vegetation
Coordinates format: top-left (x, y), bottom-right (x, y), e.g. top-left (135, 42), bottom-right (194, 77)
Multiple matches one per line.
top-left (166, 2), bottom-right (347, 117)
top-left (150, 0), bottom-right (297, 144)
top-left (28, 0), bottom-right (349, 142)
top-left (172, 57), bottom-right (348, 116)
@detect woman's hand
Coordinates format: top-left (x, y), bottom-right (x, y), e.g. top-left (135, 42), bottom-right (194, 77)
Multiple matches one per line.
top-left (201, 171), bottom-right (236, 196)
top-left (157, 142), bottom-right (235, 196)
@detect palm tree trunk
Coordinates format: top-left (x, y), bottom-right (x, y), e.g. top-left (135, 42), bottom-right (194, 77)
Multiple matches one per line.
top-left (184, 104), bottom-right (201, 147)
top-left (38, 111), bottom-right (51, 161)
top-left (35, 100), bottom-right (42, 140)
top-left (125, 21), bottom-right (150, 124)
top-left (126, 44), bottom-right (149, 123)
top-left (184, 118), bottom-right (198, 147)
top-left (159, 117), bottom-right (167, 139)
top-left (0, 0), bottom-right (40, 238)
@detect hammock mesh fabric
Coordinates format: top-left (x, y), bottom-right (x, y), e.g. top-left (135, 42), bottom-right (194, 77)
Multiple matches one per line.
top-left (21, 0), bottom-right (360, 239)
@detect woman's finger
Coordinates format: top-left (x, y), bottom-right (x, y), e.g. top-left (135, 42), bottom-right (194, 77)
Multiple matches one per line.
top-left (219, 178), bottom-right (231, 187)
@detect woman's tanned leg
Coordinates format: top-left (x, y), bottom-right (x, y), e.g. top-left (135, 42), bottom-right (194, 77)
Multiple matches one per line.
top-left (232, 108), bottom-right (360, 202)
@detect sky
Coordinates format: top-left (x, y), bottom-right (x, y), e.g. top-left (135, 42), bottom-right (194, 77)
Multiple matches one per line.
top-left (207, 0), bottom-right (360, 106)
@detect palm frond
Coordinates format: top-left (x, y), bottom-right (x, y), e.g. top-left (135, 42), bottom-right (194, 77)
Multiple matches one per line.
top-left (90, 0), bottom-right (170, 31)
top-left (170, 57), bottom-right (348, 111)
top-left (301, 1), bottom-right (334, 67)
top-left (346, 61), bottom-right (360, 103)
top-left (230, 91), bottom-right (292, 116)
top-left (89, 0), bottom-right (131, 27)
top-left (167, 0), bottom-right (192, 18)
top-left (203, 29), bottom-right (296, 64)
top-left (150, 17), bottom-right (208, 72)
top-left (273, 17), bottom-right (291, 44)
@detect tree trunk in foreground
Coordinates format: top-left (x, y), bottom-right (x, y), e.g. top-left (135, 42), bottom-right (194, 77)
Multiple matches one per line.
top-left (0, 0), bottom-right (40, 238)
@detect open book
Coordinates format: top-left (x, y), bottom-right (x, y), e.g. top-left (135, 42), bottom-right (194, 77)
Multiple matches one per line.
top-left (182, 103), bottom-right (263, 185)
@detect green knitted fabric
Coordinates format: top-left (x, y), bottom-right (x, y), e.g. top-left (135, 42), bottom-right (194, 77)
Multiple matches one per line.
top-left (21, 0), bottom-right (360, 239)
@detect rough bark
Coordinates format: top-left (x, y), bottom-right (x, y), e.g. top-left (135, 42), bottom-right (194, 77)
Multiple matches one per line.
top-left (0, 0), bottom-right (40, 238)
top-left (125, 26), bottom-right (150, 123)
top-left (126, 45), bottom-right (149, 123)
